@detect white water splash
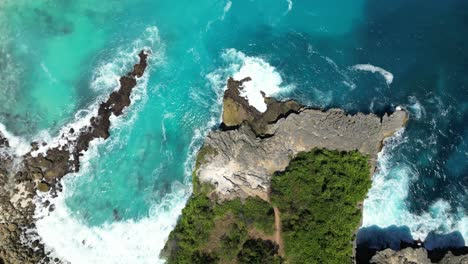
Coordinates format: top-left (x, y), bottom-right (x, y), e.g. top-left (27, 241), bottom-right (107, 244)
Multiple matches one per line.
top-left (34, 137), bottom-right (190, 264)
top-left (284, 0), bottom-right (293, 15)
top-left (221, 1), bottom-right (232, 21)
top-left (30, 26), bottom-right (179, 264)
top-left (351, 63), bottom-right (394, 85)
top-left (0, 123), bottom-right (31, 156)
top-left (363, 129), bottom-right (468, 245)
top-left (221, 49), bottom-right (294, 113)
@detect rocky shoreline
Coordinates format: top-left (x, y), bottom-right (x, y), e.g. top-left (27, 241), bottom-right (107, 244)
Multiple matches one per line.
top-left (173, 77), bottom-right (468, 263)
top-left (196, 77), bottom-right (407, 202)
top-left (0, 50), bottom-right (149, 264)
top-left (1, 60), bottom-right (467, 263)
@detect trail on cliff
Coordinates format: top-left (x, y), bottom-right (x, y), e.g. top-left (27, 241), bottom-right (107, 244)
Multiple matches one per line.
top-left (274, 206), bottom-right (285, 256)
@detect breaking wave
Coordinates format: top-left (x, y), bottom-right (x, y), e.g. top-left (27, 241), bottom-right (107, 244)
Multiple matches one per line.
top-left (351, 63), bottom-right (394, 86)
top-left (219, 48), bottom-right (294, 112)
top-left (362, 129), bottom-right (468, 246)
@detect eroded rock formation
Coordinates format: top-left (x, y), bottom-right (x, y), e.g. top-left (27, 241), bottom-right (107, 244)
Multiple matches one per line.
top-left (196, 77), bottom-right (407, 201)
top-left (370, 247), bottom-right (468, 264)
top-left (0, 51), bottom-right (148, 264)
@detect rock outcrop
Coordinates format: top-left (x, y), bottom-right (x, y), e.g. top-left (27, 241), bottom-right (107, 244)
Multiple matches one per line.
top-left (0, 51), bottom-right (149, 263)
top-left (196, 77), bottom-right (407, 201)
top-left (370, 247), bottom-right (468, 264)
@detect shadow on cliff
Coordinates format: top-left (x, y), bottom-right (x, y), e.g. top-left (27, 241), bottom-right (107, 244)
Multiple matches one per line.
top-left (356, 225), bottom-right (468, 263)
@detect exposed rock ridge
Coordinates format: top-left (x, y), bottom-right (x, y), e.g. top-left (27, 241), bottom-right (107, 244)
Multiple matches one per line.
top-left (0, 50), bottom-right (149, 264)
top-left (196, 77), bottom-right (407, 201)
top-left (370, 247), bottom-right (468, 264)
top-left (222, 77), bottom-right (302, 136)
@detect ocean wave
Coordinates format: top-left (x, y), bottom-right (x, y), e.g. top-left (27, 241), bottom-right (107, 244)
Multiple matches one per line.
top-left (406, 96), bottom-right (426, 120)
top-left (33, 138), bottom-right (190, 264)
top-left (221, 1), bottom-right (232, 21)
top-left (351, 63), bottom-right (394, 86)
top-left (30, 26), bottom-right (163, 158)
top-left (283, 0), bottom-right (293, 15)
top-left (220, 48), bottom-right (294, 113)
top-left (0, 123), bottom-right (32, 157)
top-left (362, 129), bottom-right (468, 246)
top-left (30, 26), bottom-right (170, 263)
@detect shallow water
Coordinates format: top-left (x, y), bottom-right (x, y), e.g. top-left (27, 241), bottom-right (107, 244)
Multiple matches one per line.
top-left (0, 0), bottom-right (467, 262)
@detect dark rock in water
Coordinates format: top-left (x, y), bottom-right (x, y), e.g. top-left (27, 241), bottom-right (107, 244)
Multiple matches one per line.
top-left (0, 50), bottom-right (149, 263)
top-left (370, 247), bottom-right (468, 264)
top-left (113, 209), bottom-right (121, 221)
top-left (37, 181), bottom-right (50, 192)
top-left (0, 132), bottom-right (8, 148)
top-left (222, 77), bottom-right (302, 136)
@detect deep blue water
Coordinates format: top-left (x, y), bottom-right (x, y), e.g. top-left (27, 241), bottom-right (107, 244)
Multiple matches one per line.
top-left (0, 0), bottom-right (466, 262)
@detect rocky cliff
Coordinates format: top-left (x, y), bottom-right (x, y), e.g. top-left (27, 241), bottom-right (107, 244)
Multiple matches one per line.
top-left (179, 76), bottom-right (467, 263)
top-left (370, 247), bottom-right (468, 264)
top-left (196, 77), bottom-right (407, 202)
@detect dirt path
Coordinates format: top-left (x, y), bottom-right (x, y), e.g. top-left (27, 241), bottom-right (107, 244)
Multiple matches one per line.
top-left (273, 206), bottom-right (285, 256)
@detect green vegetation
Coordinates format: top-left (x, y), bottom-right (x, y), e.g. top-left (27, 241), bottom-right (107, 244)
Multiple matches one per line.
top-left (237, 239), bottom-right (282, 264)
top-left (163, 182), bottom-right (276, 264)
top-left (271, 149), bottom-right (371, 263)
top-left (164, 148), bottom-right (371, 264)
top-left (192, 145), bottom-right (218, 195)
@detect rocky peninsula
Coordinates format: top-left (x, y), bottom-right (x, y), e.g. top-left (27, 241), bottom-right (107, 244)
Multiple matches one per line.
top-left (164, 77), bottom-right (468, 263)
top-left (0, 51), bottom-right (149, 264)
top-left (1, 61), bottom-right (466, 263)
top-left (198, 77), bottom-right (407, 202)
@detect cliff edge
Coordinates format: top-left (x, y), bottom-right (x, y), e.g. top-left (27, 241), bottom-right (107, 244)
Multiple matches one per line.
top-left (196, 77), bottom-right (407, 201)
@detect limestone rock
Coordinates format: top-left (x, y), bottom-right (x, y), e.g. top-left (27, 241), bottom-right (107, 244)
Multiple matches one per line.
top-left (197, 81), bottom-right (407, 200)
top-left (370, 248), bottom-right (432, 264)
top-left (371, 248), bottom-right (468, 264)
top-left (222, 77), bottom-right (302, 136)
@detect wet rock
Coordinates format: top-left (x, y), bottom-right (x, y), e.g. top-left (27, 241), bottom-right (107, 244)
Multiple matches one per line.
top-left (0, 50), bottom-right (149, 263)
top-left (36, 182), bottom-right (50, 193)
top-left (197, 77), bottom-right (408, 201)
top-left (370, 247), bottom-right (468, 264)
top-left (222, 77), bottom-right (302, 136)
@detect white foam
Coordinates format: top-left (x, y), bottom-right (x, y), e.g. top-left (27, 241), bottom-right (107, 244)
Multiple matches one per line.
top-left (406, 96), bottom-right (425, 120)
top-left (221, 1), bottom-right (232, 20)
top-left (0, 123), bottom-right (32, 156)
top-left (351, 63), bottom-right (394, 85)
top-left (363, 129), bottom-right (468, 245)
top-left (34, 138), bottom-right (190, 264)
top-left (30, 26), bottom-right (163, 158)
top-left (322, 55), bottom-right (356, 90)
top-left (29, 27), bottom-right (174, 264)
top-left (221, 49), bottom-right (294, 113)
top-left (286, 0), bottom-right (293, 13)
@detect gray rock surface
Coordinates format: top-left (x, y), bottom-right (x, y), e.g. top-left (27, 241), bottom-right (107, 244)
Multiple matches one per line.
top-left (196, 82), bottom-right (407, 201)
top-left (371, 248), bottom-right (468, 264)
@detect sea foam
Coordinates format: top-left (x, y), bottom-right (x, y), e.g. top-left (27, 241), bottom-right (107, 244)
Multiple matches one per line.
top-left (32, 26), bottom-right (176, 264)
top-left (362, 129), bottom-right (468, 246)
top-left (221, 48), bottom-right (294, 113)
top-left (351, 63), bottom-right (394, 85)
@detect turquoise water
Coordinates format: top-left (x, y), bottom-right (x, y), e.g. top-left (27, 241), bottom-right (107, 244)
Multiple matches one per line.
top-left (0, 0), bottom-right (467, 262)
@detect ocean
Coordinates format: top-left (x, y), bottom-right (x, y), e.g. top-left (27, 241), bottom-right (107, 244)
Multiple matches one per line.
top-left (0, 0), bottom-right (466, 263)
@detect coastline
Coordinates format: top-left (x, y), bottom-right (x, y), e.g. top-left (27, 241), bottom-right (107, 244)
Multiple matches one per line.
top-left (163, 76), bottom-right (408, 262)
top-left (0, 50), bottom-right (149, 264)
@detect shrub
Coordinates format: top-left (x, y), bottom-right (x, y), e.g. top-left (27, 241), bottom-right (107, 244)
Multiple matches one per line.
top-left (271, 149), bottom-right (371, 264)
